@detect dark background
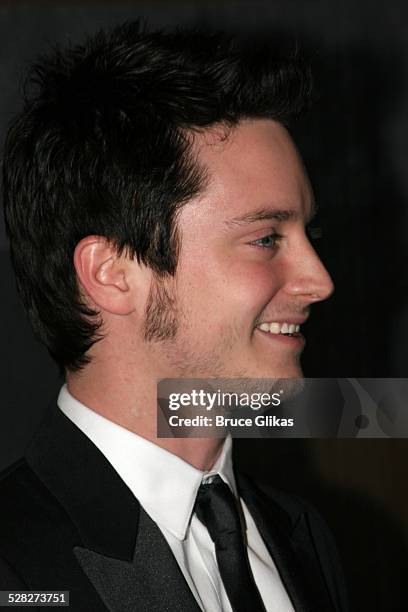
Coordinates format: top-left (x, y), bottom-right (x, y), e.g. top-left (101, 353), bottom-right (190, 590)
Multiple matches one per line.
top-left (1, 2), bottom-right (407, 610)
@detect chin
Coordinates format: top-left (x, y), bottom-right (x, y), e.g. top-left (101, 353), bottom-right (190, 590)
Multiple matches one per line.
top-left (214, 366), bottom-right (304, 400)
top-left (254, 359), bottom-right (304, 380)
top-left (217, 360), bottom-right (303, 387)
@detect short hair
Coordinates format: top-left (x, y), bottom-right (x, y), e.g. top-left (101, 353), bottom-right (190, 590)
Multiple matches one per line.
top-left (2, 21), bottom-right (312, 372)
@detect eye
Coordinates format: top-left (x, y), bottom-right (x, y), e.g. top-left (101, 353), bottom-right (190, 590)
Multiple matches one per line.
top-left (250, 233), bottom-right (282, 249)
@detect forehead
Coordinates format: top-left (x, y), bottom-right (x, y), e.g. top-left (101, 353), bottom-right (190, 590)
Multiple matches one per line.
top-left (185, 119), bottom-right (313, 226)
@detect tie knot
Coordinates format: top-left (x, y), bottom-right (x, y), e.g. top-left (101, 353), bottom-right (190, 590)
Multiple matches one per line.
top-left (195, 475), bottom-right (242, 544)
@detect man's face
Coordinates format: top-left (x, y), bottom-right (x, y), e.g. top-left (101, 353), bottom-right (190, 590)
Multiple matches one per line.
top-left (143, 119), bottom-right (334, 379)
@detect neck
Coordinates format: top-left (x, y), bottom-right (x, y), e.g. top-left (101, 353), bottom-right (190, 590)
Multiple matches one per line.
top-left (66, 367), bottom-right (224, 471)
top-left (148, 437), bottom-right (224, 471)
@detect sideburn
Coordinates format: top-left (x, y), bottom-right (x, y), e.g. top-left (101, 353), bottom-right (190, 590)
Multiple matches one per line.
top-left (143, 277), bottom-right (179, 342)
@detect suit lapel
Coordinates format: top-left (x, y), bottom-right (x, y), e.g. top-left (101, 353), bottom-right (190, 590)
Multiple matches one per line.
top-left (25, 407), bottom-right (200, 612)
top-left (236, 472), bottom-right (336, 612)
top-left (74, 508), bottom-right (200, 612)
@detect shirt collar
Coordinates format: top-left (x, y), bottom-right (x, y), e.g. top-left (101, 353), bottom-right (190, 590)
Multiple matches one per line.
top-left (58, 384), bottom-right (235, 541)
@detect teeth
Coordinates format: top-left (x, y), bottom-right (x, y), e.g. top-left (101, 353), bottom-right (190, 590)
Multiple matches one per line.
top-left (269, 322), bottom-right (280, 334)
top-left (257, 321), bottom-right (302, 334)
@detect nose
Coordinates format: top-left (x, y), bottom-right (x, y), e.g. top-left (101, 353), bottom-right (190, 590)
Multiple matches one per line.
top-left (284, 238), bottom-right (334, 303)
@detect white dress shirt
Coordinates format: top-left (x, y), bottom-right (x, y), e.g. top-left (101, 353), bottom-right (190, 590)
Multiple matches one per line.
top-left (58, 385), bottom-right (294, 612)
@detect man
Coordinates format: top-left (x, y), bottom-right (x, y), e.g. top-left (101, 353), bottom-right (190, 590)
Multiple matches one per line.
top-left (0, 22), bottom-right (347, 611)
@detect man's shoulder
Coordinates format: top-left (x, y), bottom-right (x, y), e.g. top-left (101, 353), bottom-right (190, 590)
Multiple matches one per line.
top-left (0, 458), bottom-right (78, 563)
top-left (0, 457), bottom-right (109, 609)
top-left (0, 457), bottom-right (59, 518)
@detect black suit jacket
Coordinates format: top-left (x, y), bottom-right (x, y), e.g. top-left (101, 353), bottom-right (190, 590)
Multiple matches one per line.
top-left (0, 407), bottom-right (348, 611)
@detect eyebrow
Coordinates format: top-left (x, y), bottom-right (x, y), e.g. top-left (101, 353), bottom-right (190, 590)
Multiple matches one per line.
top-left (224, 202), bottom-right (318, 229)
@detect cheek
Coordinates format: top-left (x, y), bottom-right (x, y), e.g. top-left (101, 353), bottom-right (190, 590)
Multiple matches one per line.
top-left (228, 266), bottom-right (280, 310)
top-left (179, 255), bottom-right (281, 323)
top-left (225, 251), bottom-right (282, 294)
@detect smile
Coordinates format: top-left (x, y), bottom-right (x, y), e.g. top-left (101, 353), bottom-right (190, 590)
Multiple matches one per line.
top-left (256, 321), bottom-right (301, 337)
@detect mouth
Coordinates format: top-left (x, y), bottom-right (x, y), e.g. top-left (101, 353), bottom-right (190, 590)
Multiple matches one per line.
top-left (255, 319), bottom-right (305, 346)
top-left (255, 320), bottom-right (303, 338)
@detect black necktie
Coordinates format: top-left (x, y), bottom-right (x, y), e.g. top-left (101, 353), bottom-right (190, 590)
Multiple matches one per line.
top-left (194, 475), bottom-right (266, 612)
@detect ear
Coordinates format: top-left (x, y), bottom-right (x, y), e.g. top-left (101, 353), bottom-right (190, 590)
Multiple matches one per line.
top-left (73, 236), bottom-right (136, 315)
